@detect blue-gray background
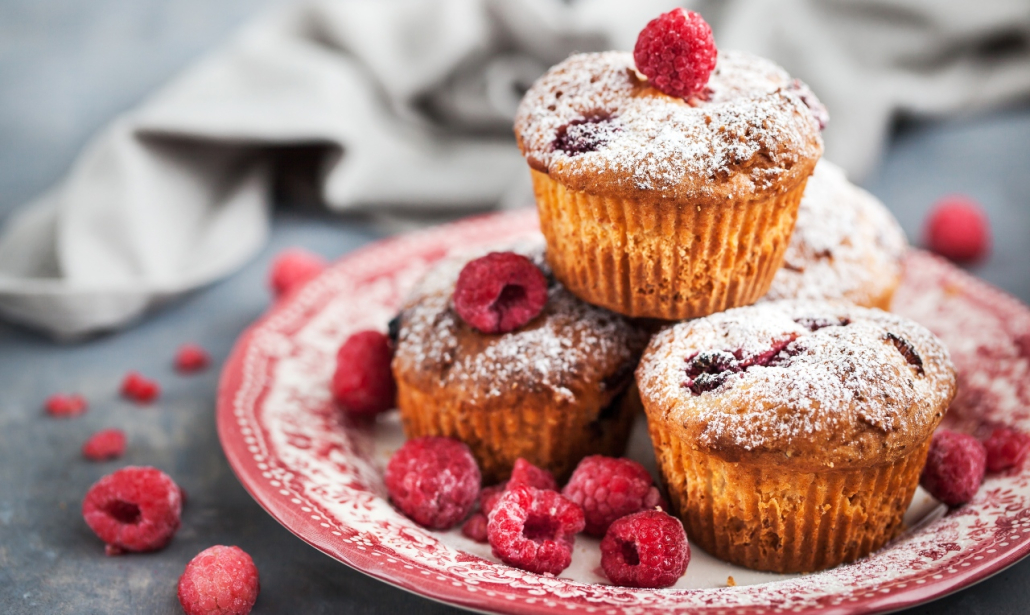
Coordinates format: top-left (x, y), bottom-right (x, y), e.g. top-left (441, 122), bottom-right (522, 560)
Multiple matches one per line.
top-left (1, 1), bottom-right (1028, 613)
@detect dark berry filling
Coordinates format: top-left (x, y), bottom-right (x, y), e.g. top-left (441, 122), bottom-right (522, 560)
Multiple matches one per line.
top-left (886, 332), bottom-right (924, 375)
top-left (387, 312), bottom-right (403, 345)
top-left (682, 336), bottom-right (801, 395)
top-left (552, 115), bottom-right (617, 156)
top-left (794, 316), bottom-right (850, 332)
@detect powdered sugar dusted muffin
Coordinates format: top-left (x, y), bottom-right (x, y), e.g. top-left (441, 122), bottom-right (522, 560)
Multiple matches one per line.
top-left (636, 300), bottom-right (955, 573)
top-left (393, 244), bottom-right (650, 483)
top-left (761, 161), bottom-right (907, 309)
top-left (514, 49), bottom-right (824, 320)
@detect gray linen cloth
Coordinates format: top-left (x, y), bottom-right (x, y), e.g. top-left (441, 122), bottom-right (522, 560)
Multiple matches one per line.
top-left (2, 0), bottom-right (1029, 338)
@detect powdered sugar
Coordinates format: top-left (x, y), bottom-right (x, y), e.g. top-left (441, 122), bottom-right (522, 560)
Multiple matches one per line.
top-left (637, 300), bottom-right (955, 466)
top-left (762, 160), bottom-right (908, 305)
top-left (515, 51), bottom-right (823, 199)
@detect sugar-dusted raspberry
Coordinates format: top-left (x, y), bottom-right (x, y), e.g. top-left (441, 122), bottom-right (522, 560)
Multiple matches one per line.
top-left (633, 9), bottom-right (717, 99)
top-left (82, 466), bottom-right (182, 553)
top-left (175, 343), bottom-right (211, 373)
top-left (332, 330), bottom-right (396, 418)
top-left (562, 455), bottom-right (663, 536)
top-left (920, 429), bottom-right (987, 507)
top-left (121, 371), bottom-right (160, 404)
top-left (479, 483), bottom-right (507, 517)
top-left (982, 426), bottom-right (1030, 473)
top-left (44, 393), bottom-right (88, 417)
top-left (385, 436), bottom-right (481, 530)
top-left (178, 545), bottom-right (260, 615)
top-left (488, 484), bottom-right (585, 575)
top-left (509, 458), bottom-right (557, 492)
top-left (82, 429), bottom-right (127, 461)
top-left (462, 513), bottom-right (489, 543)
top-left (600, 509), bottom-right (689, 588)
top-left (453, 252), bottom-right (548, 334)
top-left (924, 196), bottom-right (991, 262)
top-left (268, 248), bottom-right (327, 298)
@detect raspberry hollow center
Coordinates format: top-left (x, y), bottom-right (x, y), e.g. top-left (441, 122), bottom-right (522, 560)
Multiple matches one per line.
top-left (620, 540), bottom-right (641, 566)
top-left (105, 500), bottom-right (142, 525)
top-left (523, 513), bottom-right (561, 543)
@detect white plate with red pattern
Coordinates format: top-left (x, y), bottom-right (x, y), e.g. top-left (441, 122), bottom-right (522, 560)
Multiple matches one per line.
top-left (217, 209), bottom-right (1030, 614)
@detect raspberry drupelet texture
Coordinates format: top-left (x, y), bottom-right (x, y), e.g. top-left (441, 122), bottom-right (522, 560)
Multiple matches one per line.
top-left (453, 252), bottom-right (548, 334)
top-left (82, 428), bottom-right (127, 461)
top-left (982, 426), bottom-right (1030, 473)
top-left (175, 344), bottom-right (211, 373)
top-left (562, 456), bottom-right (664, 536)
top-left (508, 458), bottom-right (558, 491)
top-left (923, 196), bottom-right (991, 262)
top-left (600, 509), bottom-right (690, 588)
top-left (82, 466), bottom-right (182, 553)
top-left (463, 460), bottom-right (557, 544)
top-left (633, 9), bottom-right (717, 99)
top-left (332, 330), bottom-right (396, 418)
top-left (920, 429), bottom-right (987, 507)
top-left (121, 371), bottom-right (160, 404)
top-left (461, 513), bottom-right (489, 543)
top-left (268, 248), bottom-right (327, 298)
top-left (44, 393), bottom-right (88, 417)
top-left (487, 484), bottom-right (585, 575)
top-left (385, 436), bottom-right (481, 530)
top-left (178, 545), bottom-right (260, 615)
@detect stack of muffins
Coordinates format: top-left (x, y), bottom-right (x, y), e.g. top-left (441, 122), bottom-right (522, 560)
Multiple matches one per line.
top-left (391, 10), bottom-right (955, 575)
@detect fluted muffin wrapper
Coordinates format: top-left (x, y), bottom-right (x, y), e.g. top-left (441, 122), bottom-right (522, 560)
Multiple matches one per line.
top-left (531, 169), bottom-right (808, 320)
top-left (648, 422), bottom-right (932, 573)
top-left (396, 378), bottom-right (640, 484)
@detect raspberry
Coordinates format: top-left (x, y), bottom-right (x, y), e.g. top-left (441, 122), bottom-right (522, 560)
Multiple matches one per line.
top-left (268, 248), bottom-right (327, 298)
top-left (121, 371), bottom-right (160, 404)
top-left (920, 429), bottom-right (987, 507)
top-left (923, 196), bottom-right (991, 262)
top-left (178, 545), bottom-right (260, 615)
top-left (44, 394), bottom-right (88, 417)
top-left (633, 9), bottom-right (717, 99)
top-left (600, 510), bottom-right (690, 588)
top-left (332, 330), bottom-right (396, 417)
top-left (82, 466), bottom-right (182, 553)
top-left (385, 436), bottom-right (481, 530)
top-left (453, 252), bottom-right (548, 334)
top-left (982, 427), bottom-right (1030, 473)
top-left (82, 429), bottom-right (126, 461)
top-left (462, 513), bottom-right (489, 543)
top-left (562, 456), bottom-right (663, 536)
top-left (509, 458), bottom-right (557, 492)
top-left (175, 343), bottom-right (211, 373)
top-left (487, 484), bottom-right (585, 575)
top-left (479, 483), bottom-right (507, 516)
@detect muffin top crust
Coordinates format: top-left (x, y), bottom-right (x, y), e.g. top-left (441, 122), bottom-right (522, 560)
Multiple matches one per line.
top-left (761, 161), bottom-right (908, 306)
top-left (394, 241), bottom-right (649, 406)
top-left (514, 51), bottom-right (824, 203)
top-left (636, 300), bottom-right (955, 470)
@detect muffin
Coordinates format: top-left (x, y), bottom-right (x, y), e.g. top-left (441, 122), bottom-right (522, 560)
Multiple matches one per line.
top-left (392, 243), bottom-right (650, 483)
top-left (761, 160), bottom-right (908, 309)
top-left (636, 300), bottom-right (956, 573)
top-left (513, 50), bottom-right (824, 320)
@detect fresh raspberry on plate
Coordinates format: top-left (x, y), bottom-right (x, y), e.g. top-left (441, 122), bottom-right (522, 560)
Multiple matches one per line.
top-left (82, 466), bottom-right (182, 553)
top-left (920, 429), bottom-right (987, 506)
top-left (633, 9), bottom-right (717, 99)
top-left (453, 252), bottom-right (548, 334)
top-left (562, 455), bottom-right (664, 536)
top-left (44, 393), bottom-right (88, 417)
top-left (508, 458), bottom-right (557, 492)
top-left (178, 545), bottom-right (260, 615)
top-left (268, 248), bottom-right (327, 298)
top-left (175, 343), bottom-right (211, 373)
top-left (461, 513), bottom-right (489, 543)
top-left (121, 371), bottom-right (160, 404)
top-left (923, 196), bottom-right (991, 262)
top-left (479, 483), bottom-right (507, 517)
top-left (82, 429), bottom-right (126, 461)
top-left (487, 484), bottom-right (585, 575)
top-left (332, 330), bottom-right (396, 418)
top-left (600, 509), bottom-right (690, 588)
top-left (385, 436), bottom-right (481, 530)
top-left (982, 426), bottom-right (1030, 473)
